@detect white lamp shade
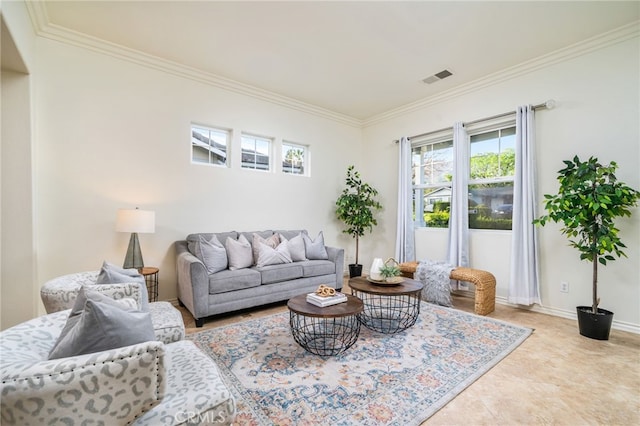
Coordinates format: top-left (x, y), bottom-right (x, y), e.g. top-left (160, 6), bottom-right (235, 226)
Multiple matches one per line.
top-left (115, 209), bottom-right (155, 233)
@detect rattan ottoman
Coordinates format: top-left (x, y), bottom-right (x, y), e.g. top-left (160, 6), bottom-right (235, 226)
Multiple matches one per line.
top-left (399, 261), bottom-right (496, 315)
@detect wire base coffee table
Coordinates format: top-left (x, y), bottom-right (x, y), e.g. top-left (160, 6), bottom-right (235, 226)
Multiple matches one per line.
top-left (287, 293), bottom-right (364, 356)
top-left (349, 276), bottom-right (424, 334)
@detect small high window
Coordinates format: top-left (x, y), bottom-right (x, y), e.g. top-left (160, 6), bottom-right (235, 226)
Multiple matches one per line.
top-left (282, 141), bottom-right (308, 175)
top-left (241, 134), bottom-right (271, 171)
top-left (191, 125), bottom-right (229, 166)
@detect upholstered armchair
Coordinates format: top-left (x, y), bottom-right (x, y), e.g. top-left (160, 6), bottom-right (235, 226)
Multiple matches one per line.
top-left (0, 307), bottom-right (236, 425)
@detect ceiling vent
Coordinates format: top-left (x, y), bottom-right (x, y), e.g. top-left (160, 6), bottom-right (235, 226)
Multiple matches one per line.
top-left (422, 69), bottom-right (453, 84)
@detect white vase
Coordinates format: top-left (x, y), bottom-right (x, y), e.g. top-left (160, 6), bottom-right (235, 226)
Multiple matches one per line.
top-left (369, 258), bottom-right (384, 281)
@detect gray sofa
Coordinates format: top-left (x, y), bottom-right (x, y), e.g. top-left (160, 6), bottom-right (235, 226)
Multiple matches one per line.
top-left (176, 230), bottom-right (344, 327)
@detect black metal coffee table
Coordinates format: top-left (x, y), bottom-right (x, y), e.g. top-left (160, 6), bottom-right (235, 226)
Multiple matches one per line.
top-left (349, 276), bottom-right (424, 334)
top-left (287, 293), bottom-right (364, 356)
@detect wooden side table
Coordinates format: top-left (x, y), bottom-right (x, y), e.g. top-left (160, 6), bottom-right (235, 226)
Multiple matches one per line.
top-left (139, 267), bottom-right (159, 302)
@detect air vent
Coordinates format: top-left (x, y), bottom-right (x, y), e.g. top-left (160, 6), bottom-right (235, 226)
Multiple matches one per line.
top-left (422, 69), bottom-right (453, 84)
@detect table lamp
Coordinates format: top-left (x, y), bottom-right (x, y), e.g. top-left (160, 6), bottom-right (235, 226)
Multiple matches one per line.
top-left (115, 207), bottom-right (155, 269)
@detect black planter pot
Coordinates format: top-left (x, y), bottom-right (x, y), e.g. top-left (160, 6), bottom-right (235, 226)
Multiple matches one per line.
top-left (577, 306), bottom-right (614, 340)
top-left (348, 264), bottom-right (363, 278)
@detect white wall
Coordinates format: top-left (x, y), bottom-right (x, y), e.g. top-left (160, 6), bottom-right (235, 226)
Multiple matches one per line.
top-left (33, 37), bottom-right (362, 308)
top-left (362, 36), bottom-right (640, 330)
top-left (1, 1), bottom-right (38, 329)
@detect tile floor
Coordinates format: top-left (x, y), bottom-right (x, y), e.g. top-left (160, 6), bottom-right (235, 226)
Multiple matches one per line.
top-left (178, 280), bottom-right (640, 425)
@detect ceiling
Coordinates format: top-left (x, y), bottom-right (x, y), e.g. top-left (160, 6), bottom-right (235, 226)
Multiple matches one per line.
top-left (41, 1), bottom-right (639, 121)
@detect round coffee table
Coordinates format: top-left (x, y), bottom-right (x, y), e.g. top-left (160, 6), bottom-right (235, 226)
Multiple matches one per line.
top-left (349, 276), bottom-right (424, 334)
top-left (287, 293), bottom-right (364, 356)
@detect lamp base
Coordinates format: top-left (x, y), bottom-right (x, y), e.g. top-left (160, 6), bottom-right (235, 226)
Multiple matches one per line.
top-left (123, 232), bottom-right (145, 270)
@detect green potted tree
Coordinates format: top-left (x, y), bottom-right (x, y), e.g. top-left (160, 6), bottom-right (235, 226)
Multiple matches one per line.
top-left (335, 165), bottom-right (383, 277)
top-left (534, 156), bottom-right (640, 340)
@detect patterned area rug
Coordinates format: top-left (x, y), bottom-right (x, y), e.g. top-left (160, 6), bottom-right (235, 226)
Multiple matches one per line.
top-left (188, 302), bottom-right (532, 425)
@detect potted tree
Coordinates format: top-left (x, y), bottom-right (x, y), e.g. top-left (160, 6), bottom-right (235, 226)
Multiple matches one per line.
top-left (336, 165), bottom-right (383, 277)
top-left (534, 156), bottom-right (640, 340)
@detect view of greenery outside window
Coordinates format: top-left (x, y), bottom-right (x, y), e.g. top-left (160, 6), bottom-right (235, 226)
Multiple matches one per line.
top-left (241, 134), bottom-right (271, 171)
top-left (468, 126), bottom-right (515, 230)
top-left (282, 141), bottom-right (307, 175)
top-left (191, 125), bottom-right (229, 166)
top-left (411, 136), bottom-right (454, 228)
top-left (411, 124), bottom-right (516, 230)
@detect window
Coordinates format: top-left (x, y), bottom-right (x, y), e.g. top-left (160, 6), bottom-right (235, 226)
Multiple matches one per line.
top-left (191, 125), bottom-right (229, 166)
top-left (282, 141), bottom-right (307, 175)
top-left (241, 134), bottom-right (271, 171)
top-left (412, 135), bottom-right (453, 228)
top-left (411, 124), bottom-right (516, 230)
top-left (468, 126), bottom-right (515, 230)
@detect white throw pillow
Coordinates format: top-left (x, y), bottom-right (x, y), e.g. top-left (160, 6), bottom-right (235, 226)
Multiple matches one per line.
top-left (279, 233), bottom-right (307, 262)
top-left (225, 234), bottom-right (253, 270)
top-left (256, 241), bottom-right (293, 268)
top-left (252, 233), bottom-right (280, 265)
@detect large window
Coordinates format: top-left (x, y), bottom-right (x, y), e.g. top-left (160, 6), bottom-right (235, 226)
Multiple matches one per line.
top-left (282, 141), bottom-right (308, 175)
top-left (412, 135), bottom-right (453, 228)
top-left (411, 124), bottom-right (516, 230)
top-left (468, 126), bottom-right (515, 230)
top-left (241, 134), bottom-right (271, 171)
top-left (191, 125), bottom-right (229, 166)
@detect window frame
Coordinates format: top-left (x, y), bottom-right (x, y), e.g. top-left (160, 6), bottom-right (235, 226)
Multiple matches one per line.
top-left (190, 124), bottom-right (230, 167)
top-left (411, 117), bottom-right (517, 230)
top-left (241, 133), bottom-right (273, 172)
top-left (281, 140), bottom-right (309, 176)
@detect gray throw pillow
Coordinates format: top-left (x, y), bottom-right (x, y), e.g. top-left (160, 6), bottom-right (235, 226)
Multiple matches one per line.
top-left (96, 261), bottom-right (144, 284)
top-left (225, 234), bottom-right (253, 270)
top-left (256, 241), bottom-right (293, 268)
top-left (49, 288), bottom-right (154, 360)
top-left (279, 233), bottom-right (307, 262)
top-left (191, 234), bottom-right (228, 274)
top-left (95, 261), bottom-right (149, 311)
top-left (252, 233), bottom-right (280, 265)
top-left (303, 231), bottom-right (329, 260)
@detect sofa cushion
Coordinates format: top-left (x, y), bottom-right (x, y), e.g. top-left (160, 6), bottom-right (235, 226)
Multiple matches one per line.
top-left (303, 231), bottom-right (329, 260)
top-left (189, 235), bottom-right (228, 274)
top-left (252, 233), bottom-right (280, 265)
top-left (279, 233), bottom-right (307, 262)
top-left (209, 268), bottom-right (262, 294)
top-left (225, 234), bottom-right (253, 270)
top-left (301, 260), bottom-right (336, 277)
top-left (257, 263), bottom-right (304, 285)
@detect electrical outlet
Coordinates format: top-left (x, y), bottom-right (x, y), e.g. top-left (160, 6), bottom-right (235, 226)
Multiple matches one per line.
top-left (560, 281), bottom-right (569, 293)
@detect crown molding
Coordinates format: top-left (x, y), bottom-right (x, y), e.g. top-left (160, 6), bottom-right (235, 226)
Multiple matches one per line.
top-left (24, 1), bottom-right (638, 130)
top-left (25, 1), bottom-right (362, 128)
top-left (363, 21), bottom-right (640, 127)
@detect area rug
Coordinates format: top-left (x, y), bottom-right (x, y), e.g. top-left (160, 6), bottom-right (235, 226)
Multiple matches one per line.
top-left (188, 302), bottom-right (532, 425)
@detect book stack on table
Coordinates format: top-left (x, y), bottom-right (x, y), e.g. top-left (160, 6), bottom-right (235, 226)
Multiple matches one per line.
top-left (306, 292), bottom-right (347, 307)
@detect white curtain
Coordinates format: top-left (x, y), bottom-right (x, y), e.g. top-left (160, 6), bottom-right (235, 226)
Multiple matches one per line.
top-left (447, 122), bottom-right (469, 276)
top-left (508, 105), bottom-right (541, 305)
top-left (395, 137), bottom-right (415, 263)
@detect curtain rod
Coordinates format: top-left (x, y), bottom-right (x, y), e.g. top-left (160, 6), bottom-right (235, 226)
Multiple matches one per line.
top-left (394, 99), bottom-right (556, 143)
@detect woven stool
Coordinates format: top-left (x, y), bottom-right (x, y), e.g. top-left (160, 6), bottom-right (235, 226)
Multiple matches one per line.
top-left (399, 261), bottom-right (496, 315)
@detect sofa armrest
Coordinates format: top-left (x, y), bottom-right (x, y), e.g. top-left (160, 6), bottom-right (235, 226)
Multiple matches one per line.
top-left (175, 241), bottom-right (209, 319)
top-left (0, 341), bottom-right (166, 425)
top-left (326, 246), bottom-right (345, 289)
